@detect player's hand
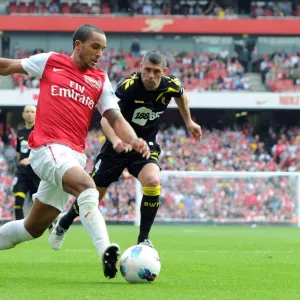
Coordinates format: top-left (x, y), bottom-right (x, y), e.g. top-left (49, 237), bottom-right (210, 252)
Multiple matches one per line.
top-left (130, 138), bottom-right (150, 159)
top-left (112, 138), bottom-right (132, 153)
top-left (187, 121), bottom-right (202, 141)
top-left (19, 158), bottom-right (30, 166)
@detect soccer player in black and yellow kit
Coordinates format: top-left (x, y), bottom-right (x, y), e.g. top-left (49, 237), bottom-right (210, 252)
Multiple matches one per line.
top-left (13, 105), bottom-right (40, 220)
top-left (49, 50), bottom-right (202, 250)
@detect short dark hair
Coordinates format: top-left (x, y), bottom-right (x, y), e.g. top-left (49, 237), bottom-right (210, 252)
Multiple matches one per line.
top-left (142, 50), bottom-right (167, 67)
top-left (72, 24), bottom-right (105, 49)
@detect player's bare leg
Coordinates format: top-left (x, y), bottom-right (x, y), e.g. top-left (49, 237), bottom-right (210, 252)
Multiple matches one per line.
top-left (49, 187), bottom-right (108, 250)
top-left (137, 163), bottom-right (161, 248)
top-left (25, 200), bottom-right (61, 237)
top-left (62, 168), bottom-right (119, 278)
top-left (0, 199), bottom-right (60, 250)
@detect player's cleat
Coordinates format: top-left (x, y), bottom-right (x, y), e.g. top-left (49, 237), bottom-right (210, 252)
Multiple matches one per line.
top-left (138, 239), bottom-right (154, 248)
top-left (48, 216), bottom-right (67, 250)
top-left (48, 222), bottom-right (54, 233)
top-left (102, 243), bottom-right (120, 279)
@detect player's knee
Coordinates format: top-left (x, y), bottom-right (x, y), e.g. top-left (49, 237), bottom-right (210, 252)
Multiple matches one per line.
top-left (63, 166), bottom-right (96, 193)
top-left (74, 176), bottom-right (96, 194)
top-left (142, 175), bottom-right (161, 197)
top-left (77, 188), bottom-right (99, 208)
top-left (143, 176), bottom-right (160, 188)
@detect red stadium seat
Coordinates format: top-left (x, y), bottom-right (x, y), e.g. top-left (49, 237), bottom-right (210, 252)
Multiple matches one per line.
top-left (27, 2), bottom-right (37, 13)
top-left (294, 85), bottom-right (300, 92)
top-left (102, 7), bottom-right (111, 14)
top-left (82, 4), bottom-right (90, 14)
top-left (38, 2), bottom-right (48, 13)
top-left (268, 79), bottom-right (294, 92)
top-left (19, 2), bottom-right (28, 13)
top-left (101, 3), bottom-right (111, 14)
top-left (8, 2), bottom-right (18, 13)
top-left (61, 3), bottom-right (70, 14)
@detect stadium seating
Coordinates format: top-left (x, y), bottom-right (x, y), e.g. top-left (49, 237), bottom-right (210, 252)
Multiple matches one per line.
top-left (257, 51), bottom-right (300, 92)
top-left (251, 1), bottom-right (295, 17)
top-left (11, 48), bottom-right (250, 91)
top-left (7, 1), bottom-right (300, 17)
top-left (6, 0), bottom-right (234, 16)
top-left (1, 124), bottom-right (299, 220)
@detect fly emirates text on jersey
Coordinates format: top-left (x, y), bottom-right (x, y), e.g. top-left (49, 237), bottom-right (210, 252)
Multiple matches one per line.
top-left (51, 80), bottom-right (95, 110)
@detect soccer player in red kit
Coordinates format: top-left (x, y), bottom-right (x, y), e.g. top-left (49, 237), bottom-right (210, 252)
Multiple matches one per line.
top-left (0, 24), bottom-right (150, 279)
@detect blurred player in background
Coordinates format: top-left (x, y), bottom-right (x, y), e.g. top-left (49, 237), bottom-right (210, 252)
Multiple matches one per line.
top-left (0, 24), bottom-right (150, 279)
top-left (49, 50), bottom-right (202, 250)
top-left (13, 105), bottom-right (40, 220)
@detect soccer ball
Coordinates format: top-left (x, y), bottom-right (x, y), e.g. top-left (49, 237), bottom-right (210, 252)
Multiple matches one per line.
top-left (120, 245), bottom-right (161, 283)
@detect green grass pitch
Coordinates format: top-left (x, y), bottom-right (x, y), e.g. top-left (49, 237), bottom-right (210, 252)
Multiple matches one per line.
top-left (1, 225), bottom-right (300, 300)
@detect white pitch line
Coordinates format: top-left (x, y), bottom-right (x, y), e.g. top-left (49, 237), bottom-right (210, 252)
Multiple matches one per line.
top-left (20, 249), bottom-right (293, 254)
top-left (159, 250), bottom-right (293, 254)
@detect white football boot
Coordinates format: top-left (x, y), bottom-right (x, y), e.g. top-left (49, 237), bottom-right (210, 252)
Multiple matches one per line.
top-left (48, 213), bottom-right (67, 250)
top-left (138, 239), bottom-right (154, 249)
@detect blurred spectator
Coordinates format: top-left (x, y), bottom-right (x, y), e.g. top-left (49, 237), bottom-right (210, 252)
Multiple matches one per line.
top-left (32, 47), bottom-right (45, 55)
top-left (90, 4), bottom-right (100, 14)
top-left (73, 1), bottom-right (84, 13)
top-left (219, 48), bottom-right (229, 62)
top-left (4, 145), bottom-right (16, 174)
top-left (48, 2), bottom-right (60, 13)
top-left (160, 1), bottom-right (170, 14)
top-left (142, 1), bottom-right (153, 15)
top-left (131, 39), bottom-right (141, 57)
top-left (203, 0), bottom-right (217, 15)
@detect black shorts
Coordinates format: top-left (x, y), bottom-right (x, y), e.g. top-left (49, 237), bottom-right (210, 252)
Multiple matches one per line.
top-left (91, 143), bottom-right (161, 188)
top-left (13, 166), bottom-right (40, 197)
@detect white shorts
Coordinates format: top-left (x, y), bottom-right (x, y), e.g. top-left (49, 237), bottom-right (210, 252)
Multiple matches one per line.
top-left (29, 143), bottom-right (86, 211)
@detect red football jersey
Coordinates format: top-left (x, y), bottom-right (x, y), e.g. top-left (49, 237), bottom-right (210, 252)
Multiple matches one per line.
top-left (21, 52), bottom-right (119, 152)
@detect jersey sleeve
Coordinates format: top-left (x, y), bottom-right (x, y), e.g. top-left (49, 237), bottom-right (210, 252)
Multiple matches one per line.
top-left (97, 75), bottom-right (120, 115)
top-left (166, 75), bottom-right (184, 97)
top-left (115, 72), bottom-right (138, 101)
top-left (21, 52), bottom-right (52, 78)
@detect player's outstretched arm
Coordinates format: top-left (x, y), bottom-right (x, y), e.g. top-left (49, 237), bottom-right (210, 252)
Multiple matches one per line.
top-left (0, 58), bottom-right (27, 76)
top-left (101, 117), bottom-right (132, 153)
top-left (103, 108), bottom-right (150, 158)
top-left (102, 109), bottom-right (137, 144)
top-left (175, 90), bottom-right (202, 141)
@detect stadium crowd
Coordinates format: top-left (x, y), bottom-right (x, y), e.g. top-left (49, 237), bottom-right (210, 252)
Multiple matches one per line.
top-left (7, 0), bottom-right (300, 18)
top-left (13, 46), bottom-right (300, 93)
top-left (1, 124), bottom-right (299, 222)
top-left (8, 0), bottom-right (236, 17)
top-left (258, 50), bottom-right (300, 92)
top-left (12, 47), bottom-right (250, 91)
top-left (251, 0), bottom-right (299, 17)
top-left (12, 45), bottom-right (300, 93)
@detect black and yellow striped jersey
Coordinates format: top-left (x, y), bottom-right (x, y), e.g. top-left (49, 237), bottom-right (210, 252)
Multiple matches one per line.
top-left (115, 72), bottom-right (183, 141)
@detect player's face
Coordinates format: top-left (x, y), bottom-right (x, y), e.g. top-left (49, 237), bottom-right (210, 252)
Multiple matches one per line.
top-left (77, 31), bottom-right (106, 69)
top-left (140, 60), bottom-right (167, 91)
top-left (22, 105), bottom-right (36, 124)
